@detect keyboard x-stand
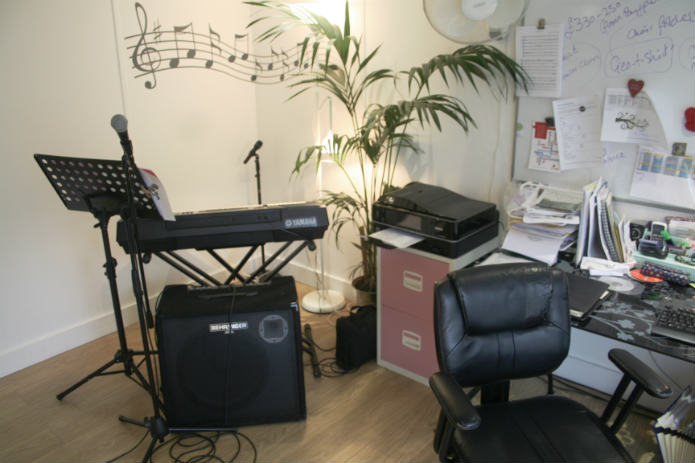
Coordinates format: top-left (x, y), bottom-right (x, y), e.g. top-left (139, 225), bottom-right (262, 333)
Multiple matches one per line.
top-left (116, 203), bottom-right (329, 377)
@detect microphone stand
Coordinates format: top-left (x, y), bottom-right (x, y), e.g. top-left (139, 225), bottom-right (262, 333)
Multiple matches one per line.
top-left (111, 117), bottom-right (168, 461)
top-left (112, 116), bottom-right (240, 461)
top-left (244, 141), bottom-right (265, 266)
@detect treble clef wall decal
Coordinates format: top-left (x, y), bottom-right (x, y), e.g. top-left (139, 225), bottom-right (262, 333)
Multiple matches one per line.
top-left (131, 2), bottom-right (161, 89)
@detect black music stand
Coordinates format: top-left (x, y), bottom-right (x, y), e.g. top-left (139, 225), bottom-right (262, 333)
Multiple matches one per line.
top-left (34, 153), bottom-right (158, 400)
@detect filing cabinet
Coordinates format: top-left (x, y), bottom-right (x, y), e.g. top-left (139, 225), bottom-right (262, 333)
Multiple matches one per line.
top-left (376, 241), bottom-right (497, 384)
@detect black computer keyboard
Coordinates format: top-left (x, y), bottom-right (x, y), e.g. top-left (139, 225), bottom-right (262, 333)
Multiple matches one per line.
top-left (651, 302), bottom-right (695, 345)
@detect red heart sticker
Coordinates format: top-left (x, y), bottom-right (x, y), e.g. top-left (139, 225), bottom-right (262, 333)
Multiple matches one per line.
top-left (627, 79), bottom-right (644, 97)
top-left (685, 107), bottom-right (695, 132)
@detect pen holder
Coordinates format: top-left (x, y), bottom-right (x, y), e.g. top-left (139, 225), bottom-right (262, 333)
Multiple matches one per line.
top-left (633, 250), bottom-right (695, 283)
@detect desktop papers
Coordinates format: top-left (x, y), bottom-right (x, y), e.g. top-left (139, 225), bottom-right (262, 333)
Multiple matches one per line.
top-left (502, 226), bottom-right (569, 266)
top-left (369, 227), bottom-right (424, 249)
top-left (630, 148), bottom-right (695, 209)
top-left (502, 183), bottom-right (581, 266)
top-left (516, 24), bottom-right (564, 98)
top-left (553, 95), bottom-right (604, 170)
top-left (600, 88), bottom-right (668, 151)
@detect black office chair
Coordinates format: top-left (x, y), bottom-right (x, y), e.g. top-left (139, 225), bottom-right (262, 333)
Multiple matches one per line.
top-left (430, 263), bottom-right (672, 462)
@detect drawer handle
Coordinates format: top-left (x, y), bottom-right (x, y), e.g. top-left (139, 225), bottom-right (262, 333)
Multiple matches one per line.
top-left (403, 271), bottom-right (423, 292)
top-left (402, 330), bottom-right (422, 351)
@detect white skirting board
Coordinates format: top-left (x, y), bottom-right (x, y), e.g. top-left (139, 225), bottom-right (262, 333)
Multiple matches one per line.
top-left (0, 259), bottom-right (345, 379)
top-left (0, 298), bottom-right (143, 378)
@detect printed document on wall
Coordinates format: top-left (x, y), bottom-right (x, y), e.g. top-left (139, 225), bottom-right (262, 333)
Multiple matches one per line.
top-left (528, 121), bottom-right (560, 173)
top-left (516, 24), bottom-right (564, 98)
top-left (630, 147), bottom-right (695, 209)
top-left (600, 89), bottom-right (667, 150)
top-left (553, 95), bottom-right (604, 170)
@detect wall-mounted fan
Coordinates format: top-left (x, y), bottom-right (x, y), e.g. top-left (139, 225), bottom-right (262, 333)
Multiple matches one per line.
top-left (423, 0), bottom-right (529, 44)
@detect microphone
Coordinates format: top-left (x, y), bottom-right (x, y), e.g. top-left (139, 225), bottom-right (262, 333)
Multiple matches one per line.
top-left (110, 114), bottom-right (133, 156)
top-left (243, 140), bottom-right (263, 164)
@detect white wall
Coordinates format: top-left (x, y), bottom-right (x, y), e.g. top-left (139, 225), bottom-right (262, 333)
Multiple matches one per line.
top-left (0, 0), bottom-right (259, 377)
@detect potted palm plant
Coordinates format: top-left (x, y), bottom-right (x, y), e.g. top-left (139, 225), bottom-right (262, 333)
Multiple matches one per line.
top-left (247, 0), bottom-right (528, 295)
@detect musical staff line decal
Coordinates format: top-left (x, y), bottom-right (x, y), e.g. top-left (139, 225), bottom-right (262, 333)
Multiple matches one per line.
top-left (126, 3), bottom-right (315, 89)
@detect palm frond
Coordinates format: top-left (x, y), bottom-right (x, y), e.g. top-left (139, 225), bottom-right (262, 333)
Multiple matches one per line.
top-left (405, 44), bottom-right (529, 96)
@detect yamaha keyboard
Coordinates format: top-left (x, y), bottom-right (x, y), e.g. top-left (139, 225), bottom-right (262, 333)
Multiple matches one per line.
top-left (116, 202), bottom-right (328, 253)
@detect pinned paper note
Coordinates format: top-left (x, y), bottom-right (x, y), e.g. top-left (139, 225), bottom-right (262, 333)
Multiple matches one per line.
top-left (600, 88), bottom-right (668, 151)
top-left (552, 95), bottom-right (604, 170)
top-left (515, 24), bottom-right (564, 98)
top-left (528, 121), bottom-right (560, 173)
top-left (630, 147), bottom-right (695, 209)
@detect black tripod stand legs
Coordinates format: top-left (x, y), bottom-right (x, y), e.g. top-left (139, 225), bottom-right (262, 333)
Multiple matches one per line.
top-left (56, 349), bottom-right (150, 401)
top-left (119, 415), bottom-right (169, 461)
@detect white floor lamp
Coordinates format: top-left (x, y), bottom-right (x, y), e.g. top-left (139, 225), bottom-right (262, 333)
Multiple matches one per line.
top-left (302, 96), bottom-right (346, 314)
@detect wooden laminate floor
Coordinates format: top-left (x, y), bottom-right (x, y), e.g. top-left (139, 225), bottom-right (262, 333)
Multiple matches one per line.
top-left (0, 283), bottom-right (439, 462)
top-left (0, 281), bottom-right (660, 462)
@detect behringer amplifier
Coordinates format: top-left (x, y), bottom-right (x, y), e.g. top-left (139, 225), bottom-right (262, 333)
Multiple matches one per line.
top-left (155, 276), bottom-right (306, 428)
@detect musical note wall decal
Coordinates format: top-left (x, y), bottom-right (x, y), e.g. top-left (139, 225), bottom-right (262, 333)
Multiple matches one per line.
top-left (206, 25), bottom-right (222, 69)
top-left (124, 3), bottom-right (319, 89)
top-left (169, 23), bottom-right (196, 68)
top-left (131, 2), bottom-right (161, 89)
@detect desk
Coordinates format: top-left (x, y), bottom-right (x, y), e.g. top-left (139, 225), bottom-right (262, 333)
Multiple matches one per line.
top-left (556, 283), bottom-right (695, 412)
top-left (376, 247), bottom-right (695, 413)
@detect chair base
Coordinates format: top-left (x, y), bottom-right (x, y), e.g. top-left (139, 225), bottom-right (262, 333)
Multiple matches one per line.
top-left (450, 395), bottom-right (633, 462)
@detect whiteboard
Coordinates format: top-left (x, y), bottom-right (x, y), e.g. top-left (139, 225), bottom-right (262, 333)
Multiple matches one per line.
top-left (513, 0), bottom-right (695, 211)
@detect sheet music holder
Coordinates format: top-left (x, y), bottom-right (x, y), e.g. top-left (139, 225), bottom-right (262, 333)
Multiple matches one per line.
top-left (34, 153), bottom-right (160, 400)
top-left (34, 153), bottom-right (160, 218)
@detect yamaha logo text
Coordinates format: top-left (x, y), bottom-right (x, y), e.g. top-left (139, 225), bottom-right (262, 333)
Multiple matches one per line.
top-left (284, 216), bottom-right (318, 228)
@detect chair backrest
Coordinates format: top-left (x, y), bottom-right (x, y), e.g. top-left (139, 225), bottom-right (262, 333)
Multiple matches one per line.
top-left (433, 263), bottom-right (570, 388)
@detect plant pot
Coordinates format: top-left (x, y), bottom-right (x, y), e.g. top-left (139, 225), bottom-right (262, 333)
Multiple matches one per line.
top-left (352, 276), bottom-right (376, 306)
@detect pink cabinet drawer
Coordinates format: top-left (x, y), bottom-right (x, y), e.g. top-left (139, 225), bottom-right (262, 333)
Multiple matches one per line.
top-left (380, 303), bottom-right (438, 380)
top-left (380, 248), bottom-right (449, 317)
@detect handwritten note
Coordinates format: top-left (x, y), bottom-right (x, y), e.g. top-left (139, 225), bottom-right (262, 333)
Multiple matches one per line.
top-left (552, 95), bottom-right (604, 170)
top-left (516, 24), bottom-right (564, 98)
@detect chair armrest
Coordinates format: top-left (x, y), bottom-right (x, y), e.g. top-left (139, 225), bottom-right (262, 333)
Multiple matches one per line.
top-left (429, 373), bottom-right (481, 431)
top-left (608, 349), bottom-right (672, 399)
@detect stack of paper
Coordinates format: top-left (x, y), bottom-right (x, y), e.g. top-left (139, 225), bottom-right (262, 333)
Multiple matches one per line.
top-left (574, 178), bottom-right (634, 269)
top-left (654, 386), bottom-right (694, 463)
top-left (502, 184), bottom-right (582, 266)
